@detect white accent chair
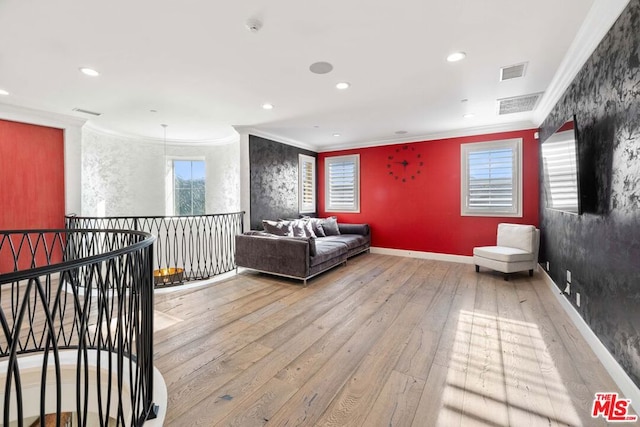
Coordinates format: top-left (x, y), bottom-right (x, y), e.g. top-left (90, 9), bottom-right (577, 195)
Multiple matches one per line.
top-left (473, 223), bottom-right (540, 280)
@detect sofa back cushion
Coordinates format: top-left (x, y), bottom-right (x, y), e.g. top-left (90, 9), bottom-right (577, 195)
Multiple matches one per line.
top-left (320, 216), bottom-right (340, 236)
top-left (307, 218), bottom-right (326, 237)
top-left (262, 219), bottom-right (317, 239)
top-left (289, 219), bottom-right (317, 238)
top-left (496, 223), bottom-right (536, 253)
top-left (262, 220), bottom-right (292, 236)
top-left (268, 216), bottom-right (344, 238)
top-left (245, 230), bottom-right (274, 237)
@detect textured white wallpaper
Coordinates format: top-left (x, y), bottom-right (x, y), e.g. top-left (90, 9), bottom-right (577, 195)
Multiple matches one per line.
top-left (81, 128), bottom-right (240, 217)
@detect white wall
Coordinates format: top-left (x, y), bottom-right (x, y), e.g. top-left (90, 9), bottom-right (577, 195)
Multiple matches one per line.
top-left (81, 127), bottom-right (240, 217)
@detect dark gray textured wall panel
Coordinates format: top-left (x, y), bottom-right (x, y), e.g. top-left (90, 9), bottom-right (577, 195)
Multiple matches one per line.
top-left (249, 135), bottom-right (317, 230)
top-left (539, 0), bottom-right (640, 387)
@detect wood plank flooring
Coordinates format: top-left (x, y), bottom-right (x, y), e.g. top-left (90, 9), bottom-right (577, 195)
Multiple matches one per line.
top-left (153, 253), bottom-right (626, 426)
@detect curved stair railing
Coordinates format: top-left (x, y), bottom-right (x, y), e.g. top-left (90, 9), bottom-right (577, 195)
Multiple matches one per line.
top-left (66, 212), bottom-right (244, 287)
top-left (0, 229), bottom-right (158, 426)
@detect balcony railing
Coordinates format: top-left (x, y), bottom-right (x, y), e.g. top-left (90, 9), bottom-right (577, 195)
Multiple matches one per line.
top-left (66, 212), bottom-right (244, 287)
top-left (0, 229), bottom-right (158, 426)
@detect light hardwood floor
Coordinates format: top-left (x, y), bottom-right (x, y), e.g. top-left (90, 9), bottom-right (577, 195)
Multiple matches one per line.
top-left (153, 253), bottom-right (625, 426)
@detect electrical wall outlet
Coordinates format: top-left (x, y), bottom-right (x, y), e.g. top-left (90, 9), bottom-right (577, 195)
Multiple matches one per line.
top-left (576, 292), bottom-right (581, 307)
top-left (567, 270), bottom-right (572, 283)
top-left (546, 261), bottom-right (550, 271)
top-left (564, 283), bottom-right (571, 295)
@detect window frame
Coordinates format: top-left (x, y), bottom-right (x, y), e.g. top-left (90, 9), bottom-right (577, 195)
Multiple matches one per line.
top-left (460, 138), bottom-right (523, 217)
top-left (298, 154), bottom-right (317, 214)
top-left (325, 154), bottom-right (360, 213)
top-left (166, 157), bottom-right (206, 216)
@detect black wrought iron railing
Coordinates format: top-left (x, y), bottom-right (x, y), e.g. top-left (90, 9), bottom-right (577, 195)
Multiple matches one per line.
top-left (66, 212), bottom-right (244, 286)
top-left (0, 229), bottom-right (157, 427)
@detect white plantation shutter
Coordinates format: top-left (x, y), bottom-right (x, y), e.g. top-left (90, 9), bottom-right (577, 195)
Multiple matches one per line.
top-left (461, 139), bottom-right (522, 217)
top-left (298, 154), bottom-right (316, 213)
top-left (468, 148), bottom-right (513, 208)
top-left (325, 154), bottom-right (360, 212)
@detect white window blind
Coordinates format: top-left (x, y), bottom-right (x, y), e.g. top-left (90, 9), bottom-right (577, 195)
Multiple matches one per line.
top-left (298, 154), bottom-right (316, 214)
top-left (325, 154), bottom-right (360, 212)
top-left (461, 139), bottom-right (522, 217)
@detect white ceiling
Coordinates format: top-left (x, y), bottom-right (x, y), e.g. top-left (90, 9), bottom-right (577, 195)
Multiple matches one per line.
top-left (0, 0), bottom-right (628, 151)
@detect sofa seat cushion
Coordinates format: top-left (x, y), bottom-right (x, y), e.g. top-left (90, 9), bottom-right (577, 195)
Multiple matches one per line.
top-left (320, 235), bottom-right (368, 251)
top-left (310, 240), bottom-right (348, 267)
top-left (473, 246), bottom-right (533, 263)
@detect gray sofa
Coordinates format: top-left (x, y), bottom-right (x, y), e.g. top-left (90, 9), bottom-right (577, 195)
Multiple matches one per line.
top-left (235, 222), bottom-right (370, 285)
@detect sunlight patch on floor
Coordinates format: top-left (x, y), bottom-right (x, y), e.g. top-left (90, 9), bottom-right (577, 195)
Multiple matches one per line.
top-left (154, 310), bottom-right (183, 332)
top-left (437, 309), bottom-right (581, 426)
top-left (86, 310), bottom-right (182, 335)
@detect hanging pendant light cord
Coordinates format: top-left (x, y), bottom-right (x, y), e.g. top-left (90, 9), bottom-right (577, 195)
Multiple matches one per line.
top-left (162, 124), bottom-right (168, 157)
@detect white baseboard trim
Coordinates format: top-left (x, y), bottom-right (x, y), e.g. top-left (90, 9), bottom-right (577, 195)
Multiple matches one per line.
top-left (540, 268), bottom-right (640, 413)
top-left (370, 247), bottom-right (474, 264)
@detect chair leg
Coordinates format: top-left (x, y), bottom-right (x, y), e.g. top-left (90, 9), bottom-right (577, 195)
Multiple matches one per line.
top-left (529, 269), bottom-right (533, 277)
top-left (475, 265), bottom-right (479, 273)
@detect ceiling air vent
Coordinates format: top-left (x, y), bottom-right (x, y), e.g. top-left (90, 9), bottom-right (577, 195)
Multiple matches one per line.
top-left (500, 62), bottom-right (527, 81)
top-left (497, 92), bottom-right (543, 115)
top-left (72, 108), bottom-right (102, 116)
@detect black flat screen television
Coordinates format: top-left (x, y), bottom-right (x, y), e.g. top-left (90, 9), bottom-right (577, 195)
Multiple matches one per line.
top-left (541, 116), bottom-right (581, 214)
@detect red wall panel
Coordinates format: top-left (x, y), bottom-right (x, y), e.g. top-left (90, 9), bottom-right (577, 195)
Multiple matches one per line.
top-left (318, 129), bottom-right (539, 256)
top-left (0, 119), bottom-right (65, 230)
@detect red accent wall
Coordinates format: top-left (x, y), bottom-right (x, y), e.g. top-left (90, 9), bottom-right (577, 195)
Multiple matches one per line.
top-left (0, 119), bottom-right (65, 230)
top-left (318, 129), bottom-right (539, 256)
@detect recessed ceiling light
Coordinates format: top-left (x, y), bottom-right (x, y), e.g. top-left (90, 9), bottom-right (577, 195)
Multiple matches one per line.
top-left (262, 103), bottom-right (274, 110)
top-left (0, 89), bottom-right (9, 96)
top-left (309, 62), bottom-right (334, 75)
top-left (446, 52), bottom-right (466, 62)
top-left (336, 82), bottom-right (350, 90)
top-left (79, 67), bottom-right (100, 77)
top-left (463, 113), bottom-right (475, 118)
top-left (333, 133), bottom-right (341, 137)
top-left (245, 19), bottom-right (262, 33)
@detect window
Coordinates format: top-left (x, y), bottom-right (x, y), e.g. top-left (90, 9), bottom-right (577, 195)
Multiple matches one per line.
top-left (173, 160), bottom-right (205, 215)
top-left (299, 154), bottom-right (316, 214)
top-left (461, 138), bottom-right (522, 217)
top-left (325, 154), bottom-right (360, 212)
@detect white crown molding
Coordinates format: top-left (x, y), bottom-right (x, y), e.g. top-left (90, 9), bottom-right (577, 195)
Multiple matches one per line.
top-left (540, 268), bottom-right (640, 413)
top-left (533, 0), bottom-right (631, 125)
top-left (0, 102), bottom-right (87, 129)
top-left (84, 122), bottom-right (239, 146)
top-left (233, 126), bottom-right (319, 152)
top-left (318, 121), bottom-right (537, 152)
top-left (370, 247), bottom-right (474, 264)
top-left (237, 121), bottom-right (536, 153)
